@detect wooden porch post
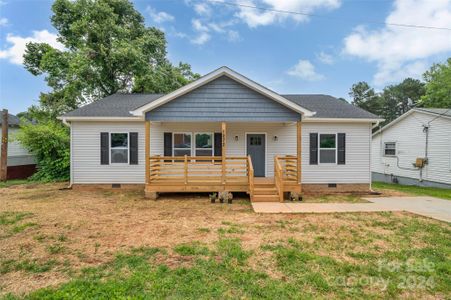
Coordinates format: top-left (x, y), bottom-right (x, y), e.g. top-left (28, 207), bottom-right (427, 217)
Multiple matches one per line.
top-left (221, 122), bottom-right (227, 184)
top-left (145, 121), bottom-right (150, 184)
top-left (297, 121), bottom-right (302, 186)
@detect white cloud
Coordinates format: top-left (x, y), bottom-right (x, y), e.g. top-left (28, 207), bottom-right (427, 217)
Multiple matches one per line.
top-left (343, 0), bottom-right (451, 85)
top-left (192, 19), bottom-right (210, 32)
top-left (236, 0), bottom-right (341, 28)
top-left (227, 30), bottom-right (240, 42)
top-left (0, 30), bottom-right (64, 65)
top-left (191, 32), bottom-right (211, 45)
top-left (0, 18), bottom-right (8, 26)
top-left (287, 59), bottom-right (325, 81)
top-left (146, 5), bottom-right (174, 23)
top-left (316, 51), bottom-right (334, 64)
top-left (190, 19), bottom-right (240, 44)
top-left (194, 3), bottom-right (212, 16)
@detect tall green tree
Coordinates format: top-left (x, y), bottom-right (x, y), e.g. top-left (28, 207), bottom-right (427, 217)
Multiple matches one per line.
top-left (23, 0), bottom-right (199, 118)
top-left (420, 58), bottom-right (451, 108)
top-left (380, 78), bottom-right (425, 123)
top-left (349, 81), bottom-right (382, 115)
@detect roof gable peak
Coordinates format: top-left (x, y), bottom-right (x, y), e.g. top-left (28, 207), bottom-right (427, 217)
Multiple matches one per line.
top-left (130, 66), bottom-right (315, 117)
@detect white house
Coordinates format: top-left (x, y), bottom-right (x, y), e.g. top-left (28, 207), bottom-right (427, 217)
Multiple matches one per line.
top-left (60, 67), bottom-right (382, 201)
top-left (0, 114), bottom-right (36, 179)
top-left (372, 108), bottom-right (451, 189)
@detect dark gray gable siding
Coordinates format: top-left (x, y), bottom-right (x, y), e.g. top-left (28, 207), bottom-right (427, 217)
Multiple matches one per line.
top-left (146, 76), bottom-right (301, 122)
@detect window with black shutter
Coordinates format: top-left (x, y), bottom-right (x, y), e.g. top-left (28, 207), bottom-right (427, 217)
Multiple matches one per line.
top-left (337, 133), bottom-right (346, 165)
top-left (309, 133), bottom-right (318, 165)
top-left (100, 132), bottom-right (109, 165)
top-left (129, 132), bottom-right (138, 165)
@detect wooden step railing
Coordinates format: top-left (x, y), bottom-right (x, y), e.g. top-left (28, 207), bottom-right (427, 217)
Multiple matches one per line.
top-left (274, 156), bottom-right (284, 202)
top-left (275, 155), bottom-right (300, 202)
top-left (148, 155), bottom-right (251, 187)
top-left (247, 155), bottom-right (254, 201)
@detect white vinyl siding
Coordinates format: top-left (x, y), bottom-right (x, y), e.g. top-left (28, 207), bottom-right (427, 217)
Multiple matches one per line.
top-left (71, 122), bottom-right (145, 184)
top-left (372, 111), bottom-right (451, 185)
top-left (150, 122), bottom-right (297, 177)
top-left (0, 127), bottom-right (36, 166)
top-left (71, 121), bottom-right (372, 184)
top-left (302, 122), bottom-right (372, 184)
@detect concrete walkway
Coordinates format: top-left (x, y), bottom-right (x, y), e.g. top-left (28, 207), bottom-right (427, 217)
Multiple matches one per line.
top-left (251, 196), bottom-right (451, 223)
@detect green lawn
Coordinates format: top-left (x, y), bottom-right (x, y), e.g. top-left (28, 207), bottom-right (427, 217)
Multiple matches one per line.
top-left (1, 183), bottom-right (450, 299)
top-left (0, 180), bottom-right (30, 188)
top-left (373, 182), bottom-right (451, 200)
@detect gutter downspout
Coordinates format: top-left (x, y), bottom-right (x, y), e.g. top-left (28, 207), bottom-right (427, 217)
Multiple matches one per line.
top-left (59, 117), bottom-right (73, 189)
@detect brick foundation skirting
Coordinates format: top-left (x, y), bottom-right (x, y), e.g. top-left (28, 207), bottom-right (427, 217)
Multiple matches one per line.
top-left (302, 183), bottom-right (370, 195)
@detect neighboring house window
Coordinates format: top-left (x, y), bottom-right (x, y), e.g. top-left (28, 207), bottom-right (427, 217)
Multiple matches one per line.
top-left (319, 134), bottom-right (336, 164)
top-left (384, 142), bottom-right (396, 156)
top-left (111, 133), bottom-right (128, 164)
top-left (195, 133), bottom-right (213, 156)
top-left (173, 133), bottom-right (192, 156)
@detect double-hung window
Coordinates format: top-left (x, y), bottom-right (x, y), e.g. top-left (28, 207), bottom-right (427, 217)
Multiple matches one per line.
top-left (111, 133), bottom-right (129, 164)
top-left (319, 134), bottom-right (336, 164)
top-left (173, 133), bottom-right (192, 156)
top-left (384, 142), bottom-right (396, 156)
top-left (195, 133), bottom-right (213, 156)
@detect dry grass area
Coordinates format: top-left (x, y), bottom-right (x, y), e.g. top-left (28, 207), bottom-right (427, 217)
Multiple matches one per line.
top-left (0, 183), bottom-right (450, 299)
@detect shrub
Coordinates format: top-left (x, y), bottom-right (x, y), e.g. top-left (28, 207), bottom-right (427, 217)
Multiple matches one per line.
top-left (15, 121), bottom-right (70, 181)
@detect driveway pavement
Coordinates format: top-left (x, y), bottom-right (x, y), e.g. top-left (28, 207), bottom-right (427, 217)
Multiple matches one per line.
top-left (251, 196), bottom-right (451, 222)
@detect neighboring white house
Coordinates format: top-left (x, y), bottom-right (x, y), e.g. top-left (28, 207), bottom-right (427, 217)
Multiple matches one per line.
top-left (0, 114), bottom-right (36, 179)
top-left (372, 108), bottom-right (451, 189)
top-left (60, 66), bottom-right (382, 200)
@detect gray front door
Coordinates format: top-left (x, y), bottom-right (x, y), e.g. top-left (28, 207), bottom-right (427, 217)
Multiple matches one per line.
top-left (247, 134), bottom-right (265, 177)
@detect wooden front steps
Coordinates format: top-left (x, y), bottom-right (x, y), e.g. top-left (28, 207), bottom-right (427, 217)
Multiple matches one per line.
top-left (252, 179), bottom-right (280, 202)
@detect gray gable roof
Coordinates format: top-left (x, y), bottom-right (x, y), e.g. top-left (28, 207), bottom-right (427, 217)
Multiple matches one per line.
top-left (282, 94), bottom-right (379, 119)
top-left (0, 114), bottom-right (20, 126)
top-left (63, 92), bottom-right (379, 119)
top-left (63, 93), bottom-right (164, 117)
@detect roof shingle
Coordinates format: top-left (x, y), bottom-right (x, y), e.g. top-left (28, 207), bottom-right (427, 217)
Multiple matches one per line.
top-left (63, 93), bottom-right (380, 119)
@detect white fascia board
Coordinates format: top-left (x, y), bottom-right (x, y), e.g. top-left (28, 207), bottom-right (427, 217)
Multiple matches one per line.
top-left (303, 117), bottom-right (384, 123)
top-left (130, 66), bottom-right (315, 117)
top-left (372, 108), bottom-right (451, 137)
top-left (58, 116), bottom-right (144, 124)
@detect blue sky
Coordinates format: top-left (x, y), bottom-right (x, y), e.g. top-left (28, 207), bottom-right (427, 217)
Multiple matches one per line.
top-left (1, 0), bottom-right (450, 115)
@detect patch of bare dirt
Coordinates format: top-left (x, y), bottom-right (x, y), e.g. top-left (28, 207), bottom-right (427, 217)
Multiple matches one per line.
top-left (0, 183), bottom-right (446, 295)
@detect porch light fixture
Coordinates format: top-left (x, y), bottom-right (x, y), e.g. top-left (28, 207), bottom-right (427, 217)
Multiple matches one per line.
top-left (273, 136), bottom-right (278, 141)
top-left (234, 135), bottom-right (239, 141)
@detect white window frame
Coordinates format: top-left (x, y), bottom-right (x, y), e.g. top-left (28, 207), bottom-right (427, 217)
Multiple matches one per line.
top-left (384, 142), bottom-right (396, 157)
top-left (318, 133), bottom-right (337, 165)
top-left (110, 132), bottom-right (129, 165)
top-left (173, 132), bottom-right (192, 157)
top-left (194, 132), bottom-right (214, 157)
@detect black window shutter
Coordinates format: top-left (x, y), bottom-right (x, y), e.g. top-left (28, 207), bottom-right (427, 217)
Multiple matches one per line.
top-left (337, 133), bottom-right (346, 165)
top-left (100, 132), bottom-right (109, 165)
top-left (309, 133), bottom-right (318, 165)
top-left (129, 132), bottom-right (138, 165)
top-left (214, 132), bottom-right (222, 156)
top-left (164, 132), bottom-right (172, 157)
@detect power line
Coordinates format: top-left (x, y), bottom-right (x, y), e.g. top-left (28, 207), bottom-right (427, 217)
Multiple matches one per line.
top-left (207, 0), bottom-right (451, 31)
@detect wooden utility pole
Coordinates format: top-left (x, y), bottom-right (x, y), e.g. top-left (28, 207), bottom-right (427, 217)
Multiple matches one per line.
top-left (0, 109), bottom-right (8, 181)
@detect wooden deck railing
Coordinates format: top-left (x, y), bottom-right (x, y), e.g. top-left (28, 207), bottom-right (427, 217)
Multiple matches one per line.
top-left (274, 156), bottom-right (284, 202)
top-left (277, 156), bottom-right (299, 182)
top-left (148, 155), bottom-right (252, 187)
top-left (247, 155), bottom-right (254, 201)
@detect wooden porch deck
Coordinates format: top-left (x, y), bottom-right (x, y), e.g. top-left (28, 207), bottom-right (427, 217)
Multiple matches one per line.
top-left (144, 121), bottom-right (302, 202)
top-left (144, 155), bottom-right (301, 201)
